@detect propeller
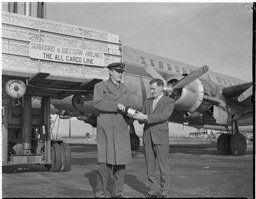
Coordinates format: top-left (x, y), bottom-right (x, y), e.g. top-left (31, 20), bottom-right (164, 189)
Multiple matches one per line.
top-left (144, 64), bottom-right (209, 92)
top-left (172, 65), bottom-right (209, 89)
top-left (144, 64), bottom-right (167, 85)
top-left (238, 85), bottom-right (252, 102)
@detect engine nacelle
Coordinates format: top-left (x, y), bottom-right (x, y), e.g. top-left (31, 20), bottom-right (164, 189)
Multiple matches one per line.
top-left (72, 94), bottom-right (99, 115)
top-left (167, 77), bottom-right (217, 114)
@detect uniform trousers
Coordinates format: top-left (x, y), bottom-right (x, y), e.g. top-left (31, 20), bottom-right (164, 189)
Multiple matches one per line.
top-left (95, 163), bottom-right (126, 198)
top-left (144, 139), bottom-right (171, 196)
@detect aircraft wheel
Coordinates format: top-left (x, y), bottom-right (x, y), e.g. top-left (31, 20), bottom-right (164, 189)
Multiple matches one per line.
top-left (45, 143), bottom-right (62, 172)
top-left (59, 142), bottom-right (71, 172)
top-left (130, 134), bottom-right (140, 151)
top-left (230, 133), bottom-right (247, 156)
top-left (217, 134), bottom-right (231, 155)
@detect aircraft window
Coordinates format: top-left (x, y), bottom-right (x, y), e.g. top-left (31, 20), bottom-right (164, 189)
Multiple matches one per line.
top-left (227, 79), bottom-right (232, 86)
top-left (182, 68), bottom-right (187, 74)
top-left (216, 77), bottom-right (222, 84)
top-left (207, 75), bottom-right (212, 81)
top-left (167, 64), bottom-right (172, 71)
top-left (223, 78), bottom-right (227, 85)
top-left (175, 66), bottom-right (179, 73)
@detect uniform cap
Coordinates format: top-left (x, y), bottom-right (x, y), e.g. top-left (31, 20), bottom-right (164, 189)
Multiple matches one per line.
top-left (107, 62), bottom-right (125, 72)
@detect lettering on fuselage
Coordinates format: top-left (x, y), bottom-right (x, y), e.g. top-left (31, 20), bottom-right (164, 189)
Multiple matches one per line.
top-left (139, 56), bottom-right (240, 86)
top-left (140, 56), bottom-right (193, 75)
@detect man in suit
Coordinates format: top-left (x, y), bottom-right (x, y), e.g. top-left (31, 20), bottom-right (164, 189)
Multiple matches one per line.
top-left (93, 62), bottom-right (133, 198)
top-left (133, 78), bottom-right (175, 198)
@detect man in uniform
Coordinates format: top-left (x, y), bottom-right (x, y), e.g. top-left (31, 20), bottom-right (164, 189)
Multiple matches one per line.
top-left (93, 62), bottom-right (133, 198)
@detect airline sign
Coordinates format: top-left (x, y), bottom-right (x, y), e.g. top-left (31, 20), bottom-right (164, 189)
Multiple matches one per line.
top-left (29, 42), bottom-right (105, 66)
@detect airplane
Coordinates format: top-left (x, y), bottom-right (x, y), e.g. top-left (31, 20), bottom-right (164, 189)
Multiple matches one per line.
top-left (32, 45), bottom-right (253, 156)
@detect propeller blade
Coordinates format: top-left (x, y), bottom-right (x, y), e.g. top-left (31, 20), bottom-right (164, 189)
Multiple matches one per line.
top-left (172, 65), bottom-right (209, 89)
top-left (144, 64), bottom-right (167, 85)
top-left (144, 64), bottom-right (174, 94)
top-left (143, 63), bottom-right (209, 94)
top-left (238, 86), bottom-right (252, 102)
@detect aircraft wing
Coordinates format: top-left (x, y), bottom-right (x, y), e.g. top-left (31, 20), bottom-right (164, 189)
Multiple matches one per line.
top-left (222, 82), bottom-right (253, 107)
top-left (25, 72), bottom-right (102, 99)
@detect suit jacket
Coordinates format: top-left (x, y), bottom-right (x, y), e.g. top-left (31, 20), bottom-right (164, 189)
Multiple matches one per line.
top-left (93, 79), bottom-right (132, 165)
top-left (141, 95), bottom-right (175, 145)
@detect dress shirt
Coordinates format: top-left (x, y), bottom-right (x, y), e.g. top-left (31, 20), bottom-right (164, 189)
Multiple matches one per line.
top-left (152, 94), bottom-right (163, 110)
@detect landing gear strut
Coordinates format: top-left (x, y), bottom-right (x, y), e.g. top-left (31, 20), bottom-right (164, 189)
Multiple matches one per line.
top-left (230, 120), bottom-right (247, 155)
top-left (217, 120), bottom-right (247, 155)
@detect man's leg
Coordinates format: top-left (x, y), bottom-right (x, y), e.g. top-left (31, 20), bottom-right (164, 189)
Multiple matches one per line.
top-left (155, 144), bottom-right (171, 197)
top-left (112, 164), bottom-right (126, 197)
top-left (95, 163), bottom-right (112, 198)
top-left (144, 140), bottom-right (157, 196)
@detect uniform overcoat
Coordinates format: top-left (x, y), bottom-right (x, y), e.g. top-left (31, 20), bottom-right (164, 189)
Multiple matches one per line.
top-left (93, 79), bottom-right (132, 165)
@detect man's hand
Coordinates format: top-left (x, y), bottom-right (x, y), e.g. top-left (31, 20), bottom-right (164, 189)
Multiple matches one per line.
top-left (133, 111), bottom-right (147, 121)
top-left (117, 103), bottom-right (126, 112)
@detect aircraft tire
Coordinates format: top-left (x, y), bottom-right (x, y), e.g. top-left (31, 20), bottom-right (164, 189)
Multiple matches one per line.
top-left (217, 134), bottom-right (231, 155)
top-left (130, 134), bottom-right (140, 151)
top-left (59, 142), bottom-right (71, 172)
top-left (47, 143), bottom-right (62, 172)
top-left (230, 133), bottom-right (247, 156)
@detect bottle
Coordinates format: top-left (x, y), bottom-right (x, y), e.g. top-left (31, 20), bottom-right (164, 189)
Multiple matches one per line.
top-left (125, 106), bottom-right (137, 115)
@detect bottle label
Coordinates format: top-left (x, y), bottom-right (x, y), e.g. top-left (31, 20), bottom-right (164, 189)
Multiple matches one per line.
top-left (126, 107), bottom-right (136, 115)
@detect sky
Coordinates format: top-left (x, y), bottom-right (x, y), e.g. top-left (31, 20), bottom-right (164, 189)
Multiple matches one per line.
top-left (43, 2), bottom-right (253, 82)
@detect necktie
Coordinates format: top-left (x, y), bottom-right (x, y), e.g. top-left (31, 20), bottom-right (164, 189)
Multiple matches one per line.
top-left (152, 98), bottom-right (158, 110)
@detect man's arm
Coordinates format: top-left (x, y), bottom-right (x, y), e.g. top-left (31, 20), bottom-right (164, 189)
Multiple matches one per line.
top-left (147, 99), bottom-right (174, 124)
top-left (133, 98), bottom-right (174, 124)
top-left (137, 101), bottom-right (147, 124)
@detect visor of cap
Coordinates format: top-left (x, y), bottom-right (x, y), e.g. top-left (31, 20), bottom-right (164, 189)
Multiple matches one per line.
top-left (113, 68), bottom-right (125, 73)
top-left (107, 62), bottom-right (125, 69)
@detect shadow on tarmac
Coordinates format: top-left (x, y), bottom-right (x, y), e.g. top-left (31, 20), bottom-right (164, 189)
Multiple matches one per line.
top-left (84, 170), bottom-right (115, 197)
top-left (125, 173), bottom-right (149, 195)
top-left (84, 170), bottom-right (97, 197)
top-left (84, 170), bottom-right (149, 197)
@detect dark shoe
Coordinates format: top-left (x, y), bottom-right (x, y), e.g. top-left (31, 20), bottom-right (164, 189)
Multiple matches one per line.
top-left (145, 193), bottom-right (157, 198)
top-left (160, 195), bottom-right (168, 198)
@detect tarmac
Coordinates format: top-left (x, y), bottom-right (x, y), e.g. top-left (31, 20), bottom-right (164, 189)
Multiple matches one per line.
top-left (2, 141), bottom-right (254, 198)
